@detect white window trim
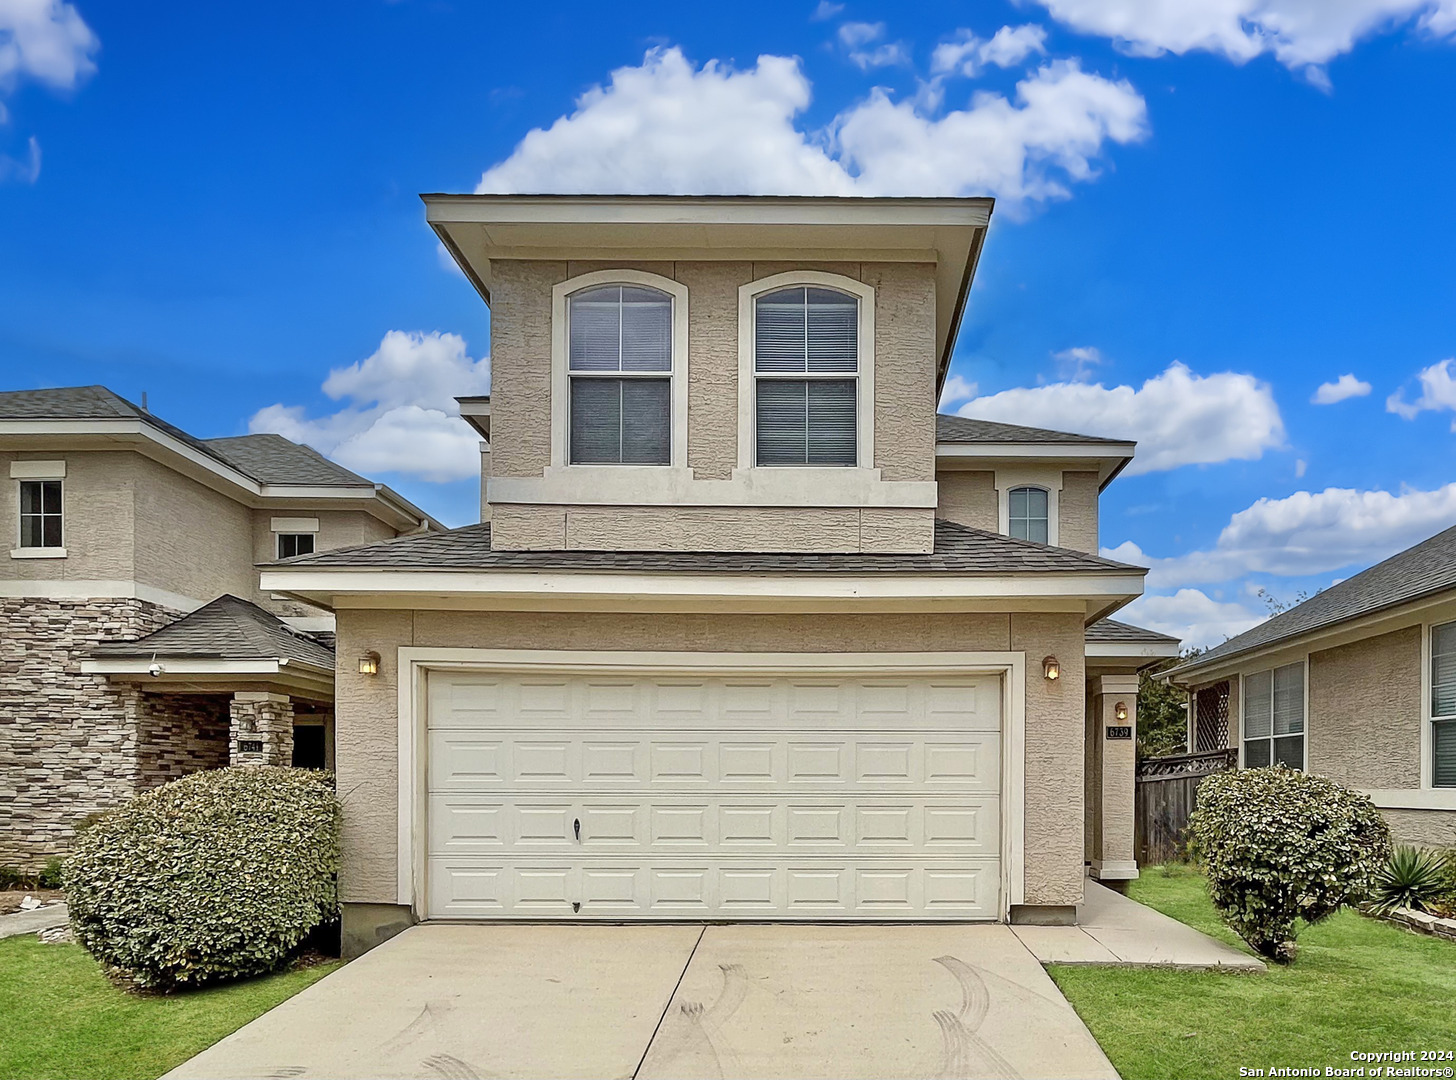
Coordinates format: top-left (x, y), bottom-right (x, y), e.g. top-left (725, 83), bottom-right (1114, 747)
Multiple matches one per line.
top-left (994, 468), bottom-right (1062, 546)
top-left (736, 270), bottom-right (876, 473)
top-left (1424, 618), bottom-right (1456, 790)
top-left (270, 516), bottom-right (320, 533)
top-left (1238, 658), bottom-right (1309, 770)
top-left (550, 268), bottom-right (689, 470)
top-left (9, 460), bottom-right (65, 480)
top-left (14, 477), bottom-right (64, 559)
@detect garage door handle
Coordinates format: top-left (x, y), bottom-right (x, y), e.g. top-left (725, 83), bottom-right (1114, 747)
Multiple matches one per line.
top-left (573, 818), bottom-right (581, 842)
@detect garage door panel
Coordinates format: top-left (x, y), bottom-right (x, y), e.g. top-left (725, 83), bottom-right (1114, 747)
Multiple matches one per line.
top-left (429, 858), bottom-right (1000, 919)
top-left (429, 793), bottom-right (999, 856)
top-left (430, 731), bottom-right (1000, 792)
top-left (425, 668), bottom-right (1003, 920)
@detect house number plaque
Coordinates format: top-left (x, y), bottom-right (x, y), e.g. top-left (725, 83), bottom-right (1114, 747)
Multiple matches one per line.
top-left (1105, 726), bottom-right (1132, 740)
top-left (238, 739), bottom-right (264, 754)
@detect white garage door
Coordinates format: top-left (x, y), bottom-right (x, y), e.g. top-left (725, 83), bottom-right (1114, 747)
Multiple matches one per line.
top-left (424, 666), bottom-right (1003, 920)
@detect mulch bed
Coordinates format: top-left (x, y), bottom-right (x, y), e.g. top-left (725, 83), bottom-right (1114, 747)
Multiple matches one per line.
top-left (0, 889), bottom-right (66, 916)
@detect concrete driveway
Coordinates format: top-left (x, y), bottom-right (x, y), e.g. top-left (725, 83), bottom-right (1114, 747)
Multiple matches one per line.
top-left (164, 923), bottom-right (1117, 1080)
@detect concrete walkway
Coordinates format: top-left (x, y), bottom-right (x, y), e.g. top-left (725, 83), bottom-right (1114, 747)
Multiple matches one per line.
top-left (0, 901), bottom-right (68, 940)
top-left (1011, 880), bottom-right (1264, 971)
top-left (164, 923), bottom-right (1118, 1080)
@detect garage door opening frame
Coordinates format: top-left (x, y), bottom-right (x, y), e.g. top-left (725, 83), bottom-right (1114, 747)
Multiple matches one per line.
top-left (395, 648), bottom-right (1028, 921)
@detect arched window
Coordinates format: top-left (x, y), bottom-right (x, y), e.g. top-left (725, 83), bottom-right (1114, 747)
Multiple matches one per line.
top-left (1008, 486), bottom-right (1049, 544)
top-left (753, 286), bottom-right (859, 466)
top-left (566, 284), bottom-right (673, 465)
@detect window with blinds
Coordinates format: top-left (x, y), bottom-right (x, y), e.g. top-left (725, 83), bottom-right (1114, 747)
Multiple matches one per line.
top-left (1242, 662), bottom-right (1305, 769)
top-left (567, 284), bottom-right (672, 465)
top-left (1432, 621), bottom-right (1456, 788)
top-left (753, 286), bottom-right (858, 466)
top-left (1008, 486), bottom-right (1049, 544)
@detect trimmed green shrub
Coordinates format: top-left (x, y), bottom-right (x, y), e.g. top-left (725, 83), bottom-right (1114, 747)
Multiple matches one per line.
top-left (37, 857), bottom-right (63, 890)
top-left (1189, 766), bottom-right (1390, 962)
top-left (1367, 845), bottom-right (1453, 916)
top-left (66, 766), bottom-right (340, 989)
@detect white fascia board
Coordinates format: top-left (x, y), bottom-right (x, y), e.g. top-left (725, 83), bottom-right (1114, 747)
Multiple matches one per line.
top-left (1085, 641), bottom-right (1181, 659)
top-left (82, 658), bottom-right (285, 675)
top-left (935, 442), bottom-right (1136, 461)
top-left (0, 419), bottom-right (262, 493)
top-left (261, 567), bottom-right (1146, 604)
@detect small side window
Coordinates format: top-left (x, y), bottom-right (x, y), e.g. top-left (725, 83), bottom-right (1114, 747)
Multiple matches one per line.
top-left (277, 533), bottom-right (315, 559)
top-left (19, 480), bottom-right (62, 548)
top-left (1007, 486), bottom-right (1049, 544)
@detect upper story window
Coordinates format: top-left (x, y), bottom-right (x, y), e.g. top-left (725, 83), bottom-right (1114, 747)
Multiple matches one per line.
top-left (753, 286), bottom-right (859, 467)
top-left (1008, 486), bottom-right (1049, 544)
top-left (277, 533), bottom-right (315, 559)
top-left (1431, 620), bottom-right (1456, 788)
top-left (567, 284), bottom-right (672, 465)
top-left (19, 480), bottom-right (62, 549)
top-left (1243, 662), bottom-right (1305, 769)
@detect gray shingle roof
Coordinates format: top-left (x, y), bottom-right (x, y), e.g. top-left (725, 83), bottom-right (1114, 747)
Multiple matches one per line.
top-left (935, 413), bottom-right (1133, 447)
top-left (89, 595), bottom-right (335, 668)
top-left (1086, 618), bottom-right (1181, 645)
top-left (1168, 522), bottom-right (1456, 679)
top-left (267, 518), bottom-right (1144, 575)
top-left (0, 385), bottom-right (373, 489)
top-left (205, 434), bottom-right (372, 487)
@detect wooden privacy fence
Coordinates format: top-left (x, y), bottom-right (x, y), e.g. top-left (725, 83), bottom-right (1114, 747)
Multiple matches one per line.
top-left (1135, 749), bottom-right (1237, 865)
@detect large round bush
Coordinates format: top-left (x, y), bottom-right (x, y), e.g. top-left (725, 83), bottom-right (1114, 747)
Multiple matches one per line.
top-left (66, 766), bottom-right (341, 989)
top-left (1189, 765), bottom-right (1389, 962)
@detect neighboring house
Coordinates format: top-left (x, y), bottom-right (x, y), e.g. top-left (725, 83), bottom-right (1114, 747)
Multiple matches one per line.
top-left (259, 194), bottom-right (1179, 957)
top-left (0, 386), bottom-right (439, 867)
top-left (1165, 523), bottom-right (1456, 848)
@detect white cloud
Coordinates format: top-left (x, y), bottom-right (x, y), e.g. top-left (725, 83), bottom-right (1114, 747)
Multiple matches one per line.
top-left (1118, 588), bottom-right (1264, 650)
top-left (1295, 457), bottom-right (1307, 478)
top-left (811, 0), bottom-right (844, 20)
top-left (475, 47), bottom-right (1148, 211)
top-left (1106, 481), bottom-right (1456, 587)
top-left (932, 25), bottom-right (1049, 76)
top-left (938, 373), bottom-right (979, 408)
top-left (957, 361), bottom-right (1284, 474)
top-left (1311, 372), bottom-right (1372, 404)
top-left (1387, 358), bottom-right (1456, 428)
top-left (838, 21), bottom-right (911, 70)
top-left (249, 330), bottom-right (490, 483)
top-left (1051, 344), bottom-right (1104, 380)
top-left (0, 130), bottom-right (37, 181)
top-left (1033, 0), bottom-right (1456, 81)
top-left (0, 0), bottom-right (98, 96)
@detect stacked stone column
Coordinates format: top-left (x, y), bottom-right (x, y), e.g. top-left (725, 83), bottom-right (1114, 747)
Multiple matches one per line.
top-left (228, 692), bottom-right (294, 766)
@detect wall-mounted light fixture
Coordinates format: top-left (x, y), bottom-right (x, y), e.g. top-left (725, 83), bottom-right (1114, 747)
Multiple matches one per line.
top-left (358, 651), bottom-right (380, 676)
top-left (1042, 655), bottom-right (1061, 681)
top-left (1115, 701), bottom-right (1129, 722)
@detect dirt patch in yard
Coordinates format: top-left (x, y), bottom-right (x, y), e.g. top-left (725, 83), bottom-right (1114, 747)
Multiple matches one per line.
top-left (0, 889), bottom-right (66, 915)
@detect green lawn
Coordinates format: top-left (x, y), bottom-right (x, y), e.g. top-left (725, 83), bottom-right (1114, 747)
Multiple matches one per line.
top-left (0, 936), bottom-right (340, 1080)
top-left (1050, 864), bottom-right (1456, 1080)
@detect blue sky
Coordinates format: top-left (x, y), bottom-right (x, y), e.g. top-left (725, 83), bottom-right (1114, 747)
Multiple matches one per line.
top-left (2, 0), bottom-right (1455, 646)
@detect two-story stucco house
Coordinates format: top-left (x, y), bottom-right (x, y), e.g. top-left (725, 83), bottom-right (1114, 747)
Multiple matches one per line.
top-left (1166, 522), bottom-right (1456, 848)
top-left (259, 195), bottom-right (1179, 957)
top-left (0, 385), bottom-right (439, 867)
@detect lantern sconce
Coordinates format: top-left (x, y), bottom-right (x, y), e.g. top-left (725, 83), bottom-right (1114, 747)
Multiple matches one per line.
top-left (1115, 701), bottom-right (1129, 722)
top-left (1042, 655), bottom-right (1061, 681)
top-left (358, 651), bottom-right (380, 676)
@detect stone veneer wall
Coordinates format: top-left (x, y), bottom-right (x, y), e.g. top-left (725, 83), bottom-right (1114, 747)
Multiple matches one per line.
top-left (0, 596), bottom-right (177, 866)
top-left (136, 693), bottom-right (230, 788)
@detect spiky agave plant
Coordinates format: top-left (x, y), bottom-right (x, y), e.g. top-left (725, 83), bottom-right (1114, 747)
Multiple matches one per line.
top-left (1366, 845), bottom-right (1452, 916)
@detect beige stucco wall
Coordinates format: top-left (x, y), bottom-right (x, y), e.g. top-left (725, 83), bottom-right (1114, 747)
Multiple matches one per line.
top-left (1381, 809), bottom-right (1456, 847)
top-left (484, 259), bottom-right (939, 549)
top-left (0, 451), bottom-right (136, 582)
top-left (333, 607), bottom-right (1087, 912)
top-left (936, 470), bottom-right (997, 532)
top-left (132, 454), bottom-right (256, 605)
top-left (249, 508), bottom-right (396, 567)
top-left (491, 504), bottom-right (933, 553)
top-left (1058, 472), bottom-right (1100, 555)
top-left (1308, 627), bottom-right (1423, 790)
